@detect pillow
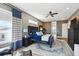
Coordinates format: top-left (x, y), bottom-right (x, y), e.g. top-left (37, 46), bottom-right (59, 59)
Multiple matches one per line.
top-left (40, 31), bottom-right (43, 35)
top-left (36, 32), bottom-right (43, 36)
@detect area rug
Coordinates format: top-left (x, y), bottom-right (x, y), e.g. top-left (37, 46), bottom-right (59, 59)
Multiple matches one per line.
top-left (22, 40), bottom-right (73, 56)
top-left (36, 40), bottom-right (63, 55)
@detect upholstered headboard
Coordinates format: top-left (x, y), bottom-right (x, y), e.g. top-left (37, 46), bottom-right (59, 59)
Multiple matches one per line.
top-left (28, 26), bottom-right (38, 35)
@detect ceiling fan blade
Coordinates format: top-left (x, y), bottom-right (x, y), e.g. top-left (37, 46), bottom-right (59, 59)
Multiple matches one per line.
top-left (53, 13), bottom-right (58, 15)
top-left (46, 14), bottom-right (49, 17)
top-left (46, 11), bottom-right (58, 18)
top-left (50, 14), bottom-right (54, 17)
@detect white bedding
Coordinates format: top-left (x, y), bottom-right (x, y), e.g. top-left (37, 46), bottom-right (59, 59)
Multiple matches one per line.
top-left (42, 34), bottom-right (50, 41)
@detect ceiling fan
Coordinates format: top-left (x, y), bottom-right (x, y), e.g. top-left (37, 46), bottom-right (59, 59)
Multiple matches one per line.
top-left (46, 11), bottom-right (58, 17)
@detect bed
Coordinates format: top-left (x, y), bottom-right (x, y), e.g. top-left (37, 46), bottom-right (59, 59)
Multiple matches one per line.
top-left (30, 32), bottom-right (54, 48)
top-left (28, 26), bottom-right (54, 48)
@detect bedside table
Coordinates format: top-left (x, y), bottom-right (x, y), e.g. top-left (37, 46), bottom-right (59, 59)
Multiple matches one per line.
top-left (22, 37), bottom-right (34, 47)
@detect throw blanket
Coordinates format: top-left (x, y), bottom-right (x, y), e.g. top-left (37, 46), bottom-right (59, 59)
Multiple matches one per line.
top-left (42, 34), bottom-right (50, 41)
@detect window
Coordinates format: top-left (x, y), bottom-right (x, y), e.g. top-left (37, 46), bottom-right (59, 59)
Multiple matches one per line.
top-left (29, 19), bottom-right (38, 25)
top-left (0, 7), bottom-right (12, 42)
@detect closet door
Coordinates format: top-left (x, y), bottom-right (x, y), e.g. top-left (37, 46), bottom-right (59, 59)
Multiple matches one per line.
top-left (74, 28), bottom-right (79, 44)
top-left (68, 28), bottom-right (74, 50)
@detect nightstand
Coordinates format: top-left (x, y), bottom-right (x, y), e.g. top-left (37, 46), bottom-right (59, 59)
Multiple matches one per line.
top-left (22, 37), bottom-right (34, 47)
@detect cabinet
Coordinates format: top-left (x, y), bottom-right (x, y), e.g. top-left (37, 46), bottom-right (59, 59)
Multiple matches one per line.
top-left (68, 17), bottom-right (79, 50)
top-left (68, 28), bottom-right (74, 50)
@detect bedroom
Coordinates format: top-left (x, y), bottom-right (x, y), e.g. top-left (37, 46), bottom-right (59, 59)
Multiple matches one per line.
top-left (0, 3), bottom-right (79, 56)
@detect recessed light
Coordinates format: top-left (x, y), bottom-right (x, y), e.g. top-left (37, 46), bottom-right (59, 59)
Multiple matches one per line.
top-left (66, 8), bottom-right (70, 10)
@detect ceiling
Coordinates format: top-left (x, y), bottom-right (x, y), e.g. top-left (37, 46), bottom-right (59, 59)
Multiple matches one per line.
top-left (11, 3), bottom-right (79, 22)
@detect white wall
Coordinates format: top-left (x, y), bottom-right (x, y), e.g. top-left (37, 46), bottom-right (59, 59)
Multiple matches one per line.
top-left (74, 44), bottom-right (79, 56)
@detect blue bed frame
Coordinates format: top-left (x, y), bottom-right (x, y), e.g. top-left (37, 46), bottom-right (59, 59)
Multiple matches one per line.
top-left (30, 32), bottom-right (54, 48)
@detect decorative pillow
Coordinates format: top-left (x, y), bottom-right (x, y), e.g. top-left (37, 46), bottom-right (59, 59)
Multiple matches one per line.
top-left (36, 32), bottom-right (43, 36)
